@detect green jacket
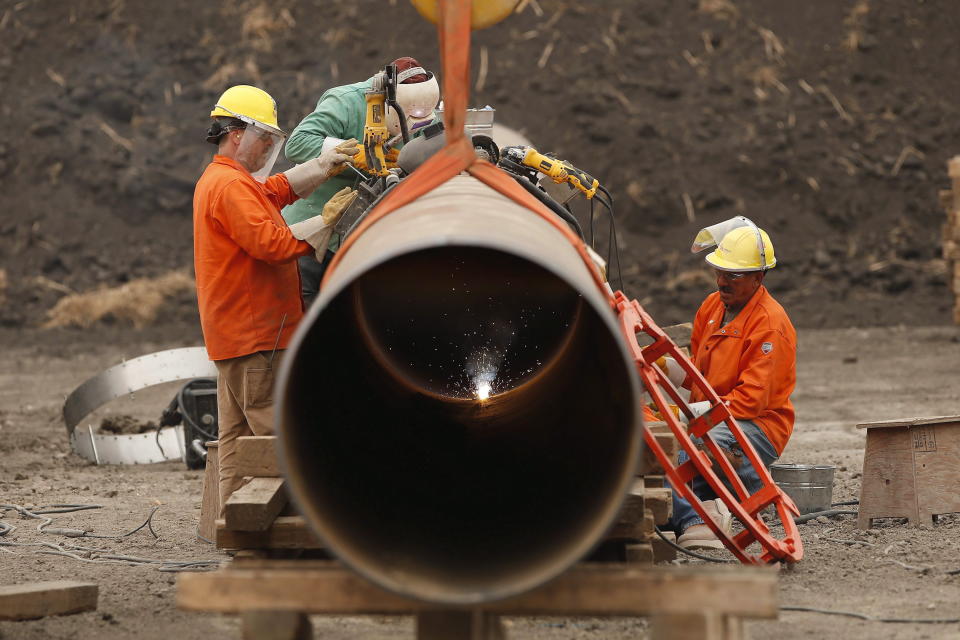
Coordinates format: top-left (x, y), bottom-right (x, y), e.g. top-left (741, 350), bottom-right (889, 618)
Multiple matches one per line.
top-left (282, 78), bottom-right (373, 251)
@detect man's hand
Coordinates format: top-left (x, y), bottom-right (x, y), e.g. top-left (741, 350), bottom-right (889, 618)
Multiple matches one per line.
top-left (322, 187), bottom-right (359, 226)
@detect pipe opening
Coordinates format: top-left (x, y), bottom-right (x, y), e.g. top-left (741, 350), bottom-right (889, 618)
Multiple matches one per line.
top-left (279, 245), bottom-right (638, 603)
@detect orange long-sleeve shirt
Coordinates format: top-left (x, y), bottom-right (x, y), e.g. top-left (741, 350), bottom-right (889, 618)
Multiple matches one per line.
top-left (687, 285), bottom-right (797, 454)
top-left (193, 156), bottom-right (313, 361)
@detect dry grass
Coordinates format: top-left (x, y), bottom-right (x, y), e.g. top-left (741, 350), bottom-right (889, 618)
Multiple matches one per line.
top-left (241, 3), bottom-right (295, 52)
top-left (698, 0), bottom-right (739, 21)
top-left (0, 268), bottom-right (6, 307)
top-left (42, 270), bottom-right (195, 329)
top-left (843, 0), bottom-right (870, 52)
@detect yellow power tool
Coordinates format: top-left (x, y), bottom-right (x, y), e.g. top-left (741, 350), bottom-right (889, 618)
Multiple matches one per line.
top-left (514, 147), bottom-right (600, 199)
top-left (359, 72), bottom-right (392, 177)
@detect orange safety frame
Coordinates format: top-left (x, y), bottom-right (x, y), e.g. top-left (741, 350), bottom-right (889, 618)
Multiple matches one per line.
top-left (324, 0), bottom-right (803, 564)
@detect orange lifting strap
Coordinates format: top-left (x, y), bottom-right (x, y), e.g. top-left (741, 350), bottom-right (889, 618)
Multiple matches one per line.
top-left (325, 0), bottom-right (803, 565)
top-left (615, 292), bottom-right (804, 564)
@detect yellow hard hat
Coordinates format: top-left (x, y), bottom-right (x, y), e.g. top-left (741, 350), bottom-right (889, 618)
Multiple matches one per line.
top-left (210, 85), bottom-right (283, 135)
top-left (705, 225), bottom-right (776, 272)
top-left (409, 0), bottom-right (519, 30)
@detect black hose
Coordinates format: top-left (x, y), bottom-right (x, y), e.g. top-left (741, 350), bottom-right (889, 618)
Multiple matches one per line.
top-left (793, 509), bottom-right (858, 524)
top-left (387, 99), bottom-right (410, 144)
top-left (654, 525), bottom-right (733, 564)
top-left (513, 176), bottom-right (584, 239)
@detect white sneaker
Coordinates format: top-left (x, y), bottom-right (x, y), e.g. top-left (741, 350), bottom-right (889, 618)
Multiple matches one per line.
top-left (677, 499), bottom-right (733, 550)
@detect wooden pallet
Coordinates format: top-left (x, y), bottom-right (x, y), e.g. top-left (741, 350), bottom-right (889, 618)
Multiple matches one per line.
top-left (178, 560), bottom-right (777, 640)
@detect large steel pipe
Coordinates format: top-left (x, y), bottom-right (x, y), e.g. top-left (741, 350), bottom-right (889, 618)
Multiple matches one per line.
top-left (277, 175), bottom-right (643, 604)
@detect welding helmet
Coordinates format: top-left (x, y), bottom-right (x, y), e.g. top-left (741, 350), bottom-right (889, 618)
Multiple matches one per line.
top-left (210, 85), bottom-right (286, 182)
top-left (692, 216), bottom-right (776, 271)
top-left (385, 59), bottom-right (440, 137)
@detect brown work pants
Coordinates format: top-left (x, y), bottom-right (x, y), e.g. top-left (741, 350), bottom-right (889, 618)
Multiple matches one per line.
top-left (214, 350), bottom-right (284, 517)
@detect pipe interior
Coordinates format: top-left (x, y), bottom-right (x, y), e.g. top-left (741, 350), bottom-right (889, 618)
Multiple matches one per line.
top-left (280, 245), bottom-right (637, 600)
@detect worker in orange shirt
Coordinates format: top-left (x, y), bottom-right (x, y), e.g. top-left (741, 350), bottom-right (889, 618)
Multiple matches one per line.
top-left (193, 84), bottom-right (358, 514)
top-left (662, 217), bottom-right (797, 550)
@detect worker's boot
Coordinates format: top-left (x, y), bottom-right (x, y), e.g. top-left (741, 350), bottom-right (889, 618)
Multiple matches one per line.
top-left (677, 499), bottom-right (733, 551)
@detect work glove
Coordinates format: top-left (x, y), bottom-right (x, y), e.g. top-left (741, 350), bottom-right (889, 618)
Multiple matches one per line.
top-left (283, 138), bottom-right (359, 197)
top-left (321, 187), bottom-right (359, 226)
top-left (653, 355), bottom-right (687, 388)
top-left (286, 187), bottom-right (357, 261)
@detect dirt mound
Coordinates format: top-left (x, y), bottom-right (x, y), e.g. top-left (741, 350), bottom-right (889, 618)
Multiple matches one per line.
top-left (1, 0), bottom-right (957, 331)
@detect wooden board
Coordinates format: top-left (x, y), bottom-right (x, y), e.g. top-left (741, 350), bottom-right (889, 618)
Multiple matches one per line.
top-left (608, 513), bottom-right (655, 541)
top-left (178, 561), bottom-right (777, 618)
top-left (199, 440), bottom-right (220, 541)
top-left (0, 581), bottom-right (98, 620)
top-left (857, 427), bottom-right (918, 527)
top-left (216, 516), bottom-right (323, 550)
top-left (644, 487), bottom-right (673, 526)
top-left (856, 415), bottom-right (960, 430)
top-left (224, 477), bottom-right (288, 532)
top-left (235, 436), bottom-right (280, 477)
top-left (640, 424), bottom-right (678, 476)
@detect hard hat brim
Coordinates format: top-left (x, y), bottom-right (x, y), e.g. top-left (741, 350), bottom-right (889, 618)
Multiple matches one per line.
top-left (705, 251), bottom-right (776, 272)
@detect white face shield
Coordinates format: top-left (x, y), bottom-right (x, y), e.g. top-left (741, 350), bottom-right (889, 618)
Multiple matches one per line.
top-left (386, 69), bottom-right (440, 137)
top-left (234, 121), bottom-right (285, 182)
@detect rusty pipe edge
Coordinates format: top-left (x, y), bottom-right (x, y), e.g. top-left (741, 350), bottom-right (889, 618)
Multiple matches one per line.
top-left (276, 175), bottom-right (644, 604)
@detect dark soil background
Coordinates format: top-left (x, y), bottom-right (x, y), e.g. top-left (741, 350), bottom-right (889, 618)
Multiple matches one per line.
top-left (1, 0), bottom-right (957, 332)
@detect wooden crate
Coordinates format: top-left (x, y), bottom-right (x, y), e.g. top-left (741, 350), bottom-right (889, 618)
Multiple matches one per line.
top-left (857, 415), bottom-right (960, 527)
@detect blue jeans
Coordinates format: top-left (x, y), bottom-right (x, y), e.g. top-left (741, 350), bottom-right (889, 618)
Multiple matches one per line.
top-left (668, 420), bottom-right (778, 533)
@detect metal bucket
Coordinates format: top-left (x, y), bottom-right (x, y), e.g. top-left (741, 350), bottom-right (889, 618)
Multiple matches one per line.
top-left (770, 464), bottom-right (836, 515)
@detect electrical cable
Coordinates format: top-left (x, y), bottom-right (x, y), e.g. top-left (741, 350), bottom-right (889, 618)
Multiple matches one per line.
top-left (512, 176), bottom-right (585, 239)
top-left (0, 503), bottom-right (158, 540)
top-left (781, 605), bottom-right (960, 624)
top-left (195, 524), bottom-right (214, 545)
top-left (832, 500), bottom-right (860, 507)
top-left (654, 525), bottom-right (733, 564)
top-left (0, 521), bottom-right (15, 536)
top-left (593, 186), bottom-right (624, 292)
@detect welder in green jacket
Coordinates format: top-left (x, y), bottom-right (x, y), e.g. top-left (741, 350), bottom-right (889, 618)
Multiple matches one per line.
top-left (283, 56), bottom-right (440, 305)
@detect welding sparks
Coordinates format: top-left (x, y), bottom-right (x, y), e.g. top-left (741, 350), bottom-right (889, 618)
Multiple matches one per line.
top-left (476, 380), bottom-right (491, 401)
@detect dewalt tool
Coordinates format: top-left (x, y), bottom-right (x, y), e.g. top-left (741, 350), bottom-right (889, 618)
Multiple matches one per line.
top-left (357, 65), bottom-right (406, 178)
top-left (501, 146), bottom-right (600, 200)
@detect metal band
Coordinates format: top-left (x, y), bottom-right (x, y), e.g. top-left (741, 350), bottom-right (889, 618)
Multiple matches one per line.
top-left (63, 348), bottom-right (217, 465)
top-left (396, 66), bottom-right (428, 83)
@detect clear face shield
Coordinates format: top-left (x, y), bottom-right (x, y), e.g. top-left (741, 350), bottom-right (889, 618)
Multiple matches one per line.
top-left (234, 121), bottom-right (285, 182)
top-left (691, 216), bottom-right (754, 254)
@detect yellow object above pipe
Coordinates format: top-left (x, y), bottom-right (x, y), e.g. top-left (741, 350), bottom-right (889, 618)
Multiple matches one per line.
top-left (409, 0), bottom-right (520, 30)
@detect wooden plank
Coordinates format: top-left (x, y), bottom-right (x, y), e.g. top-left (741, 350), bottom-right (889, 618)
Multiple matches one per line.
top-left (615, 479), bottom-right (645, 524)
top-left (640, 424), bottom-right (678, 475)
top-left (235, 436), bottom-right (279, 477)
top-left (216, 515), bottom-right (323, 550)
top-left (915, 422), bottom-right (960, 524)
top-left (605, 512), bottom-right (655, 542)
top-left (643, 475), bottom-right (665, 488)
top-left (0, 581), bottom-right (98, 620)
top-left (199, 440), bottom-right (220, 541)
top-left (645, 487), bottom-right (673, 525)
top-left (856, 415), bottom-right (960, 429)
top-left (652, 612), bottom-right (743, 640)
top-left (417, 611), bottom-right (505, 640)
top-left (176, 562), bottom-right (778, 618)
top-left (857, 427), bottom-right (918, 528)
top-left (651, 531), bottom-right (678, 563)
top-left (624, 543), bottom-right (654, 564)
top-left (224, 477), bottom-right (288, 532)
top-left (242, 611), bottom-right (312, 640)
